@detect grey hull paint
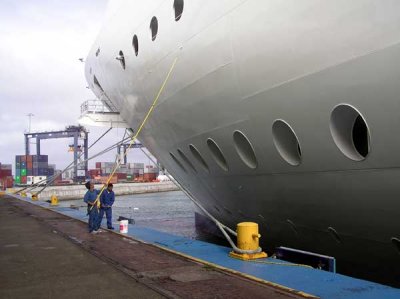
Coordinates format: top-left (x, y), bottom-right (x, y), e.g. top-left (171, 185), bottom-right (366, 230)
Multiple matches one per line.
top-left (85, 0), bottom-right (400, 284)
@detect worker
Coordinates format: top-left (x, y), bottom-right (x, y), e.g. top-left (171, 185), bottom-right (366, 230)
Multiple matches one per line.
top-left (84, 181), bottom-right (101, 234)
top-left (99, 183), bottom-right (115, 229)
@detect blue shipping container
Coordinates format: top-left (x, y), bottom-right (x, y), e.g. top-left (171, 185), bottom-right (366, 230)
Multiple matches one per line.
top-left (38, 168), bottom-right (48, 176)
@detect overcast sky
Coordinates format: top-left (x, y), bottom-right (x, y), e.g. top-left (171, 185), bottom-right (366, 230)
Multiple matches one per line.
top-left (0, 0), bottom-right (151, 172)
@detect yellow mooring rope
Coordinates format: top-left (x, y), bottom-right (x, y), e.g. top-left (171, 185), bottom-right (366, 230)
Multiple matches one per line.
top-left (91, 57), bottom-right (178, 210)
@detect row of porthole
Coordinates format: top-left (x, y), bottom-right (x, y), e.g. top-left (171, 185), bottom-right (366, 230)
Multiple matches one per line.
top-left (97, 0), bottom-right (185, 69)
top-left (170, 104), bottom-right (370, 173)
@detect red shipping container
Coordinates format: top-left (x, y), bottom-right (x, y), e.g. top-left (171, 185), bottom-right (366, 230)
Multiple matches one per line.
top-left (4, 176), bottom-right (13, 188)
top-left (21, 155), bottom-right (27, 162)
top-left (27, 161), bottom-right (33, 169)
top-left (0, 169), bottom-right (12, 178)
top-left (143, 173), bottom-right (157, 182)
top-left (116, 173), bottom-right (127, 180)
top-left (21, 176), bottom-right (27, 184)
top-left (27, 155), bottom-right (33, 163)
top-left (95, 162), bottom-right (101, 169)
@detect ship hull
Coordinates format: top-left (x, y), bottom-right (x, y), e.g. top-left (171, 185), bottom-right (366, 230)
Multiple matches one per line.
top-left (86, 0), bottom-right (400, 285)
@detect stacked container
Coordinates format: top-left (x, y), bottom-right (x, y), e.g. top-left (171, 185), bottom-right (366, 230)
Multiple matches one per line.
top-left (0, 163), bottom-right (13, 189)
top-left (15, 155), bottom-right (50, 185)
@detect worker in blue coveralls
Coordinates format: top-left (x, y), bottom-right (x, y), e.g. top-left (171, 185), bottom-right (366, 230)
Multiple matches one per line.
top-left (84, 181), bottom-right (101, 234)
top-left (99, 183), bottom-right (115, 230)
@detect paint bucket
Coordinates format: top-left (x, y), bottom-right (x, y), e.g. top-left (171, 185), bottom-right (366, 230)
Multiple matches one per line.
top-left (119, 220), bottom-right (129, 234)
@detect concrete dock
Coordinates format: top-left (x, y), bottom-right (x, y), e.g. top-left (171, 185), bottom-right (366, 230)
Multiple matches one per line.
top-left (8, 181), bottom-right (179, 200)
top-left (0, 194), bottom-right (306, 299)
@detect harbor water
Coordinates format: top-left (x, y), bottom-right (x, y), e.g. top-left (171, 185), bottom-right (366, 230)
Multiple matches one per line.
top-left (59, 190), bottom-right (220, 242)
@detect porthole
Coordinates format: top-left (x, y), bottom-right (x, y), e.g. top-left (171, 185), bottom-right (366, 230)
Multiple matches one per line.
top-left (287, 219), bottom-right (299, 236)
top-left (173, 0), bottom-right (184, 21)
top-left (189, 144), bottom-right (209, 173)
top-left (207, 138), bottom-right (229, 172)
top-left (132, 35), bottom-right (139, 56)
top-left (272, 120), bottom-right (302, 166)
top-left (223, 206), bottom-right (232, 215)
top-left (93, 76), bottom-right (104, 92)
top-left (116, 50), bottom-right (125, 69)
top-left (233, 130), bottom-right (258, 169)
top-left (170, 152), bottom-right (186, 173)
top-left (328, 227), bottom-right (342, 244)
top-left (150, 16), bottom-right (158, 41)
top-left (391, 237), bottom-right (400, 254)
top-left (177, 149), bottom-right (197, 173)
top-left (330, 104), bottom-right (370, 161)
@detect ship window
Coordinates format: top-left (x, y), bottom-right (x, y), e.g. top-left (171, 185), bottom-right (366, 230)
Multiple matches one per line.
top-left (174, 0), bottom-right (184, 21)
top-left (272, 120), bottom-right (302, 166)
top-left (170, 152), bottom-right (187, 173)
top-left (330, 104), bottom-right (370, 161)
top-left (96, 47), bottom-right (100, 57)
top-left (189, 144), bottom-right (209, 173)
top-left (117, 50), bottom-right (126, 69)
top-left (207, 138), bottom-right (229, 171)
top-left (177, 149), bottom-right (197, 173)
top-left (233, 130), bottom-right (258, 169)
top-left (391, 237), bottom-right (400, 254)
top-left (93, 76), bottom-right (104, 92)
top-left (132, 35), bottom-right (139, 56)
top-left (328, 227), bottom-right (342, 244)
top-left (150, 16), bottom-right (158, 41)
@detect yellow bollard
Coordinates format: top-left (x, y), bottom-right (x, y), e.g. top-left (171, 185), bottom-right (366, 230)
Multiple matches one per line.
top-left (32, 194), bottom-right (38, 201)
top-left (50, 195), bottom-right (58, 206)
top-left (20, 192), bottom-right (27, 197)
top-left (229, 222), bottom-right (268, 260)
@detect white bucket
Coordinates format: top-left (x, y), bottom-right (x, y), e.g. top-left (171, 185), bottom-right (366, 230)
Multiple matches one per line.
top-left (119, 220), bottom-right (129, 234)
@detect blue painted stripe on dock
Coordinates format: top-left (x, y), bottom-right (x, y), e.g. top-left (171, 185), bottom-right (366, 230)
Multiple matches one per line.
top-left (14, 195), bottom-right (400, 299)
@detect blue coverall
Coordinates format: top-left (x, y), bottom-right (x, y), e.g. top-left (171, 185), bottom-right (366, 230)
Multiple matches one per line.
top-left (84, 189), bottom-right (100, 232)
top-left (99, 189), bottom-right (115, 229)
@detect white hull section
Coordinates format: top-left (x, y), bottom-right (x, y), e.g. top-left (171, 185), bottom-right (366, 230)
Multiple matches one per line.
top-left (86, 0), bottom-right (400, 283)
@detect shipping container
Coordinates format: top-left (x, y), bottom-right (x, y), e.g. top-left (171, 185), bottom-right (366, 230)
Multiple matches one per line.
top-left (48, 168), bottom-right (55, 176)
top-left (21, 162), bottom-right (26, 168)
top-left (115, 173), bottom-right (127, 180)
top-left (21, 176), bottom-right (27, 184)
top-left (16, 162), bottom-right (20, 168)
top-left (96, 175), bottom-right (117, 184)
top-left (33, 168), bottom-right (38, 176)
top-left (0, 164), bottom-right (12, 170)
top-left (32, 155), bottom-right (48, 162)
top-left (48, 164), bottom-right (56, 170)
top-left (21, 155), bottom-right (27, 163)
top-left (15, 156), bottom-right (21, 163)
top-left (27, 161), bottom-right (33, 169)
top-left (143, 173), bottom-right (157, 182)
top-left (21, 169), bottom-right (27, 176)
top-left (38, 168), bottom-right (48, 176)
top-left (15, 176), bottom-right (21, 184)
top-left (33, 162), bottom-right (48, 169)
top-left (33, 176), bottom-right (47, 184)
top-left (27, 155), bottom-right (33, 163)
top-left (0, 169), bottom-right (12, 178)
top-left (27, 169), bottom-right (33, 176)
top-left (95, 162), bottom-right (101, 169)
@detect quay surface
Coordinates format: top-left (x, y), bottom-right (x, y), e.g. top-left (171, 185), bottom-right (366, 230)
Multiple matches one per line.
top-left (8, 181), bottom-right (179, 200)
top-left (0, 194), bottom-right (305, 299)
